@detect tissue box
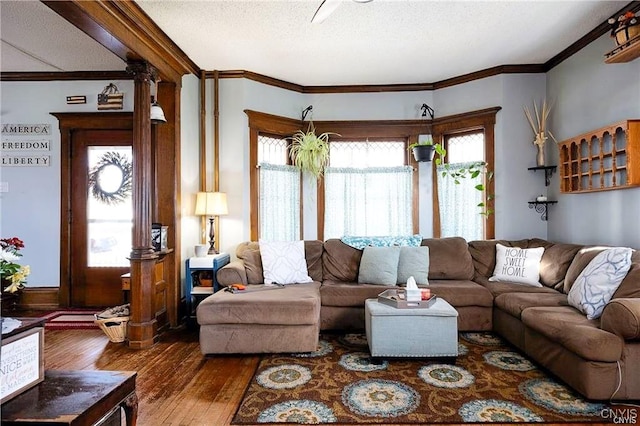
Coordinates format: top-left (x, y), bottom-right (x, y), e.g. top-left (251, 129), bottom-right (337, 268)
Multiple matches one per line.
top-left (377, 289), bottom-right (436, 309)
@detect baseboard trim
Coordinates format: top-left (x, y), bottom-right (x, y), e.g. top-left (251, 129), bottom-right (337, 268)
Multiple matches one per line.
top-left (19, 287), bottom-right (59, 310)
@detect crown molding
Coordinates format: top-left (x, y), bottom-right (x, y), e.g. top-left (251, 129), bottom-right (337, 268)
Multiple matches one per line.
top-left (0, 70), bottom-right (131, 82)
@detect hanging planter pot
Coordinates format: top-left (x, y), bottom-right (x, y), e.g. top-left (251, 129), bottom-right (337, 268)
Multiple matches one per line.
top-left (412, 144), bottom-right (436, 162)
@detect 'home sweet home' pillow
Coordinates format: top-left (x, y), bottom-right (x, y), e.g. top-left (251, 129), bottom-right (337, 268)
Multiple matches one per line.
top-left (489, 243), bottom-right (544, 287)
top-left (259, 240), bottom-right (313, 285)
top-left (567, 247), bottom-right (633, 320)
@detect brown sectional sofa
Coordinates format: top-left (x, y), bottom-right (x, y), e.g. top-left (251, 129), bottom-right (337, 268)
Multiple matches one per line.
top-left (198, 237), bottom-right (640, 401)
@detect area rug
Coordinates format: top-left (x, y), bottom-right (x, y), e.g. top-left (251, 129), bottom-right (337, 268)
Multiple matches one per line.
top-left (232, 332), bottom-right (613, 424)
top-left (42, 309), bottom-right (100, 330)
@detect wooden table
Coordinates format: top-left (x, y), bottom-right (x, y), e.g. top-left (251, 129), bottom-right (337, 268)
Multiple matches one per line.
top-left (1, 370), bottom-right (137, 426)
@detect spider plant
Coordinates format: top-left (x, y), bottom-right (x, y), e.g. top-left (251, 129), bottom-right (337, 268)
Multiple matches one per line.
top-left (289, 123), bottom-right (338, 178)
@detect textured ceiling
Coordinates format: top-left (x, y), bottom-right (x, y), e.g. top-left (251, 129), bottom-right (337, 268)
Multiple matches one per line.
top-left (0, 1), bottom-right (627, 86)
top-left (0, 1), bottom-right (125, 72)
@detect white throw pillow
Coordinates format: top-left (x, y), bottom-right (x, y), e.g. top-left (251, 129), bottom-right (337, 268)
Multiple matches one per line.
top-left (259, 240), bottom-right (313, 285)
top-left (489, 243), bottom-right (544, 287)
top-left (567, 247), bottom-right (633, 320)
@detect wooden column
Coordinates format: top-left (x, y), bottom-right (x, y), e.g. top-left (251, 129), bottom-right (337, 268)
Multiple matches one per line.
top-left (126, 60), bottom-right (159, 349)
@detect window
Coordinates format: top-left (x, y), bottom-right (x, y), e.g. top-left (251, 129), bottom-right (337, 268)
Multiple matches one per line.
top-left (437, 131), bottom-right (485, 241)
top-left (323, 140), bottom-right (413, 239)
top-left (257, 134), bottom-right (300, 241)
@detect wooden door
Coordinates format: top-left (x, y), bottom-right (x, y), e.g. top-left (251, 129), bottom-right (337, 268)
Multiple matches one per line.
top-left (70, 130), bottom-right (132, 307)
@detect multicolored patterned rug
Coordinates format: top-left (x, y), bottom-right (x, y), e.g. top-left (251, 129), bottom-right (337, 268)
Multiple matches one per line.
top-left (232, 332), bottom-right (612, 424)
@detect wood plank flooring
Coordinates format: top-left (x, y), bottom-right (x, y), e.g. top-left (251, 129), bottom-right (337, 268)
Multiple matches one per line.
top-left (42, 326), bottom-right (260, 426)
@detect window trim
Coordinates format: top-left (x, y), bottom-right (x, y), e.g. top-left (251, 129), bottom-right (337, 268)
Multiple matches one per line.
top-left (246, 110), bottom-right (302, 240)
top-left (432, 108), bottom-right (499, 239)
top-left (245, 107), bottom-right (500, 242)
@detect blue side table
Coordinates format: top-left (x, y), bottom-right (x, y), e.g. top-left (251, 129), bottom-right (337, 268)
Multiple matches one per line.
top-left (185, 252), bottom-right (230, 326)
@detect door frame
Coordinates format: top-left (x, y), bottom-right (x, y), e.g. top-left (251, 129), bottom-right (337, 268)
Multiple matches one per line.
top-left (53, 113), bottom-right (133, 307)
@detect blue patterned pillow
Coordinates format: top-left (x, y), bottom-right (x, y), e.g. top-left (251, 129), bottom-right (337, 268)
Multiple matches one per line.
top-left (341, 235), bottom-right (422, 250)
top-left (567, 247), bottom-right (633, 320)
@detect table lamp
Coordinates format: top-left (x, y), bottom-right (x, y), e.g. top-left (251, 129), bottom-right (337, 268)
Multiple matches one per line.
top-left (195, 191), bottom-right (228, 254)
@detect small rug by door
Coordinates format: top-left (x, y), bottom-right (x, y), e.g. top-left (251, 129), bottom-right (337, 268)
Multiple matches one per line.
top-left (42, 309), bottom-right (100, 330)
top-left (232, 332), bottom-right (613, 424)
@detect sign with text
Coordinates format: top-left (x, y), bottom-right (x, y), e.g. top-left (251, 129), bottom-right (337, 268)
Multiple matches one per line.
top-left (1, 124), bottom-right (51, 135)
top-left (0, 327), bottom-right (44, 403)
top-left (1, 139), bottom-right (51, 151)
top-left (1, 155), bottom-right (51, 166)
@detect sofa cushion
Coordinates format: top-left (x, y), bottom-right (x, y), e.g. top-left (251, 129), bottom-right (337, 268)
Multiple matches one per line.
top-left (421, 237), bottom-right (474, 280)
top-left (613, 250), bottom-right (640, 299)
top-left (494, 292), bottom-right (569, 319)
top-left (489, 243), bottom-right (544, 287)
top-left (358, 246), bottom-right (400, 285)
top-left (323, 239), bottom-right (362, 282)
top-left (427, 280), bottom-right (493, 307)
top-left (236, 240), bottom-right (324, 284)
top-left (397, 246), bottom-right (429, 285)
top-left (567, 247), bottom-right (633, 320)
top-left (563, 246), bottom-right (608, 293)
top-left (321, 281), bottom-right (394, 307)
top-left (601, 298), bottom-right (640, 340)
top-left (197, 282), bottom-right (321, 326)
top-left (259, 240), bottom-right (313, 285)
top-left (521, 306), bottom-right (623, 362)
top-left (474, 275), bottom-right (559, 297)
top-left (538, 242), bottom-right (582, 290)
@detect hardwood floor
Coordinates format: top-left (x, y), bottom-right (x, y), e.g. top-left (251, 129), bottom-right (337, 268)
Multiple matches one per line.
top-left (43, 326), bottom-right (260, 425)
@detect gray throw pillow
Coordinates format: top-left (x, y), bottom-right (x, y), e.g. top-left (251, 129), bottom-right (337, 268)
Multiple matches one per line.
top-left (397, 246), bottom-right (429, 285)
top-left (358, 246), bottom-right (401, 285)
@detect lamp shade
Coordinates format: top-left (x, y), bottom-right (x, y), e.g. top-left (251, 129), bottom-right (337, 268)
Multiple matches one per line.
top-left (195, 192), bottom-right (228, 216)
top-left (150, 101), bottom-right (167, 123)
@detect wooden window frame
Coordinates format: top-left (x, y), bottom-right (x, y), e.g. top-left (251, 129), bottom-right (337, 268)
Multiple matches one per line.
top-left (432, 108), bottom-right (500, 239)
top-left (245, 110), bottom-right (302, 241)
top-left (246, 107), bottom-right (500, 241)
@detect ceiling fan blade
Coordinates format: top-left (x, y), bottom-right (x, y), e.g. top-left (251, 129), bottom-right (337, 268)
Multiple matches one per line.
top-left (311, 0), bottom-right (342, 24)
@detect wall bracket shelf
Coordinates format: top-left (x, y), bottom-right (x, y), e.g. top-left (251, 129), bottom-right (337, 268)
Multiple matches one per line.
top-left (528, 165), bottom-right (557, 186)
top-left (528, 201), bottom-right (557, 221)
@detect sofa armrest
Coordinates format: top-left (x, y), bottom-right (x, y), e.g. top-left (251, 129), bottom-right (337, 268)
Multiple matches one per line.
top-left (216, 260), bottom-right (248, 287)
top-left (601, 298), bottom-right (640, 340)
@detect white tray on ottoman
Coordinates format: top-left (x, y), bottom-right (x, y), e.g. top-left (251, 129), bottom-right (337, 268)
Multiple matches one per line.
top-left (365, 297), bottom-right (458, 358)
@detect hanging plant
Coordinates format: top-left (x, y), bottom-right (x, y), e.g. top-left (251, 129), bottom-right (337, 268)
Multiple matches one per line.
top-left (289, 122), bottom-right (338, 178)
top-left (434, 144), bottom-right (494, 217)
top-left (88, 151), bottom-right (133, 205)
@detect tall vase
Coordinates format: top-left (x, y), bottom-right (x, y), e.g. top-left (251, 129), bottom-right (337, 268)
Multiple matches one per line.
top-left (536, 144), bottom-right (545, 167)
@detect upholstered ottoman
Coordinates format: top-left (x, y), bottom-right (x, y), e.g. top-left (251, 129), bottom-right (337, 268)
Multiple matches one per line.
top-left (197, 282), bottom-right (321, 354)
top-left (365, 297), bottom-right (459, 357)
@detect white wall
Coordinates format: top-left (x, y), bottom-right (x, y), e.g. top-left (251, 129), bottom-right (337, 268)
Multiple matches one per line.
top-left (546, 34), bottom-right (640, 247)
top-left (0, 80), bottom-right (134, 287)
top-left (179, 74), bottom-right (201, 275)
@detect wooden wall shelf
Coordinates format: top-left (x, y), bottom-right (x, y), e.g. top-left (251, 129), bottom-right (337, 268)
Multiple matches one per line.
top-left (605, 34), bottom-right (640, 64)
top-left (558, 120), bottom-right (640, 193)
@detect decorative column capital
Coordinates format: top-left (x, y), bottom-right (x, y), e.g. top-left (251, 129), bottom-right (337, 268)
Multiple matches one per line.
top-left (126, 60), bottom-right (158, 83)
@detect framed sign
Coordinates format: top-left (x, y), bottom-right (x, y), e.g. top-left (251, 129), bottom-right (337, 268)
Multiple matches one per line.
top-left (0, 326), bottom-right (45, 403)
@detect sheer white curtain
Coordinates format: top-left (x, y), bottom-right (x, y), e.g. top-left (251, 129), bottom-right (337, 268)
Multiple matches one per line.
top-left (324, 166), bottom-right (413, 239)
top-left (259, 163), bottom-right (300, 241)
top-left (437, 161), bottom-right (483, 241)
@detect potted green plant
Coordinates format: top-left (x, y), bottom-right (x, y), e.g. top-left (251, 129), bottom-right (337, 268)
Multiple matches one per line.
top-left (408, 137), bottom-right (436, 162)
top-left (289, 122), bottom-right (338, 178)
